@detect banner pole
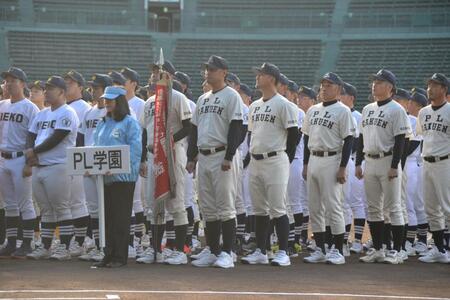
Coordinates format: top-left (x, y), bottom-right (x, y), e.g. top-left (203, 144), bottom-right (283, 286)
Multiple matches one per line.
top-left (96, 175), bottom-right (106, 249)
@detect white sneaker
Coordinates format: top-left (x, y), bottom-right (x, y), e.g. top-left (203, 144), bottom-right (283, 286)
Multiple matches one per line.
top-left (69, 242), bottom-right (85, 257)
top-left (231, 251), bottom-right (237, 263)
top-left (213, 251), bottom-right (234, 269)
top-left (192, 238), bottom-right (201, 250)
top-left (83, 237), bottom-right (96, 251)
top-left (141, 234), bottom-right (151, 248)
top-left (359, 248), bottom-right (385, 263)
top-left (164, 250), bottom-right (188, 265)
top-left (135, 244), bottom-right (145, 258)
top-left (241, 248), bottom-right (269, 265)
top-left (363, 239), bottom-right (373, 251)
top-left (405, 241), bottom-right (416, 257)
top-left (191, 253), bottom-right (217, 267)
top-left (418, 246), bottom-right (449, 264)
top-left (414, 242), bottom-right (428, 255)
top-left (267, 250), bottom-right (275, 260)
top-left (307, 240), bottom-right (317, 251)
top-left (190, 247), bottom-right (210, 260)
top-left (27, 246), bottom-right (51, 260)
top-left (342, 244), bottom-right (350, 257)
top-left (162, 248), bottom-right (173, 260)
top-left (128, 246), bottom-right (137, 259)
top-left (304, 248), bottom-right (326, 263)
top-left (399, 250), bottom-right (408, 261)
top-left (270, 250), bottom-right (291, 266)
top-left (326, 248), bottom-right (345, 265)
top-left (31, 236), bottom-right (42, 250)
top-left (79, 248), bottom-right (103, 262)
top-left (136, 249), bottom-right (164, 264)
top-left (350, 240), bottom-right (363, 254)
top-left (383, 250), bottom-right (403, 265)
top-left (50, 244), bottom-right (71, 261)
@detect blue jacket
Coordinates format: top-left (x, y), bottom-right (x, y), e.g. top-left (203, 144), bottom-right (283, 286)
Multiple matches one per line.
top-left (94, 115), bottom-right (142, 184)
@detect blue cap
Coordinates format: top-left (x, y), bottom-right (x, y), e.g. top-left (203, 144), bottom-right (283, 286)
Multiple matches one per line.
top-left (174, 71), bottom-right (191, 87)
top-left (427, 73), bottom-right (449, 88)
top-left (88, 74), bottom-right (112, 88)
top-left (239, 83), bottom-right (253, 97)
top-left (411, 87), bottom-right (427, 96)
top-left (101, 86), bottom-right (126, 100)
top-left (120, 67), bottom-right (140, 84)
top-left (410, 92), bottom-right (428, 107)
top-left (343, 82), bottom-right (357, 98)
top-left (152, 60), bottom-right (176, 75)
top-left (298, 86), bottom-right (317, 99)
top-left (279, 74), bottom-right (290, 86)
top-left (287, 80), bottom-right (299, 92)
top-left (371, 69), bottom-right (397, 87)
top-left (108, 71), bottom-right (127, 86)
top-left (321, 72), bottom-right (344, 86)
top-left (64, 70), bottom-right (85, 86)
top-left (203, 55), bottom-right (229, 70)
top-left (394, 88), bottom-right (412, 100)
top-left (226, 72), bottom-right (241, 85)
top-left (252, 63), bottom-right (281, 82)
top-left (2, 67), bottom-right (28, 82)
top-left (45, 76), bottom-right (66, 91)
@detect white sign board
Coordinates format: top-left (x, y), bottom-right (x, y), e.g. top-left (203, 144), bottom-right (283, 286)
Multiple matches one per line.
top-left (66, 145), bottom-right (131, 175)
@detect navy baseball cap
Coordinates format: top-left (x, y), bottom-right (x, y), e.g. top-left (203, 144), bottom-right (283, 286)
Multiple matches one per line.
top-left (82, 89), bottom-right (93, 102)
top-left (279, 74), bottom-right (290, 86)
top-left (394, 88), bottom-right (412, 100)
top-left (427, 73), bottom-right (449, 87)
top-left (288, 80), bottom-right (299, 93)
top-left (410, 92), bottom-right (428, 107)
top-left (226, 72), bottom-right (241, 85)
top-left (108, 71), bottom-right (127, 86)
top-left (64, 70), bottom-right (85, 86)
top-left (174, 71), bottom-right (191, 87)
top-left (343, 82), bottom-right (357, 98)
top-left (252, 63), bottom-right (281, 82)
top-left (45, 76), bottom-right (66, 91)
top-left (121, 67), bottom-right (140, 84)
top-left (321, 72), bottom-right (344, 86)
top-left (88, 74), bottom-right (112, 88)
top-left (29, 80), bottom-right (45, 90)
top-left (1, 67), bottom-right (27, 82)
top-left (101, 86), bottom-right (126, 100)
top-left (203, 55), bottom-right (229, 70)
top-left (172, 80), bottom-right (183, 93)
top-left (298, 86), bottom-right (317, 99)
top-left (411, 87), bottom-right (427, 96)
top-left (371, 69), bottom-right (397, 87)
top-left (239, 83), bottom-right (253, 97)
top-left (152, 60), bottom-right (176, 75)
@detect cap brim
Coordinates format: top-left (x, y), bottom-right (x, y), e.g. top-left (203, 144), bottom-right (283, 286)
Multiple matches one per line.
top-left (44, 83), bottom-right (64, 90)
top-left (1, 71), bottom-right (19, 80)
top-left (320, 78), bottom-right (339, 85)
top-left (252, 67), bottom-right (263, 74)
top-left (101, 93), bottom-right (119, 100)
top-left (370, 74), bottom-right (388, 82)
top-left (427, 78), bottom-right (446, 86)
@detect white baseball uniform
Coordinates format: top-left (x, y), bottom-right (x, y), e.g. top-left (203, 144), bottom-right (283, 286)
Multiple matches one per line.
top-left (141, 97), bottom-right (155, 223)
top-left (238, 105), bottom-right (253, 216)
top-left (184, 100), bottom-right (197, 210)
top-left (235, 104), bottom-right (249, 216)
top-left (302, 101), bottom-right (355, 235)
top-left (416, 102), bottom-right (450, 232)
top-left (192, 86), bottom-right (243, 222)
top-left (0, 99), bottom-right (38, 221)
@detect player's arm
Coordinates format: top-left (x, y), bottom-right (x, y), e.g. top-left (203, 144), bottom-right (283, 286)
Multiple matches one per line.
top-left (302, 134), bottom-right (310, 166)
top-left (391, 134), bottom-right (406, 169)
top-left (400, 137), bottom-right (410, 170)
top-left (173, 119), bottom-right (191, 143)
top-left (141, 128), bottom-right (147, 162)
top-left (243, 132), bottom-right (251, 168)
top-left (187, 124), bottom-right (198, 163)
top-left (76, 132), bottom-right (84, 147)
top-left (224, 119), bottom-right (244, 161)
top-left (297, 128), bottom-right (303, 145)
top-left (286, 126), bottom-right (299, 163)
top-left (355, 133), bottom-right (364, 166)
top-left (32, 129), bottom-right (71, 154)
top-left (340, 135), bottom-right (354, 168)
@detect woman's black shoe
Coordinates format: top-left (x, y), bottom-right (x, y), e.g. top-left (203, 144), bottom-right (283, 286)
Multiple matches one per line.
top-left (92, 261), bottom-right (112, 268)
top-left (109, 262), bottom-right (126, 268)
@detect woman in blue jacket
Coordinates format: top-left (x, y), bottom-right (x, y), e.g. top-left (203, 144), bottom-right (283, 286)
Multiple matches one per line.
top-left (93, 86), bottom-right (142, 268)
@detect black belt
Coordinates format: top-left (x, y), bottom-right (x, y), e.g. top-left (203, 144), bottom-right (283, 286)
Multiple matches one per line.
top-left (199, 146), bottom-right (226, 156)
top-left (311, 151), bottom-right (337, 157)
top-left (423, 155), bottom-right (449, 163)
top-left (1, 151), bottom-right (24, 159)
top-left (251, 151), bottom-right (278, 160)
top-left (367, 151), bottom-right (392, 159)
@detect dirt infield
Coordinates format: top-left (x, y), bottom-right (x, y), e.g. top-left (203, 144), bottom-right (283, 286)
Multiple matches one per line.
top-left (1, 252), bottom-right (449, 300)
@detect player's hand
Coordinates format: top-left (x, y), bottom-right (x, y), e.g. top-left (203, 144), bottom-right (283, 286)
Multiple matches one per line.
top-left (24, 149), bottom-right (38, 166)
top-left (186, 161), bottom-right (196, 174)
top-left (221, 159), bottom-right (231, 171)
top-left (104, 171), bottom-right (112, 176)
top-left (84, 171), bottom-right (91, 177)
top-left (355, 165), bottom-right (364, 180)
top-left (139, 162), bottom-right (148, 178)
top-left (388, 168), bottom-right (398, 181)
top-left (302, 165), bottom-right (308, 181)
top-left (22, 164), bottom-right (32, 178)
top-left (336, 167), bottom-right (346, 184)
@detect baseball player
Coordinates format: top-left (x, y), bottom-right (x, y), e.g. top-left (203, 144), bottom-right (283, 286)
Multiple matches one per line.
top-left (63, 70), bottom-right (91, 257)
top-left (241, 62), bottom-right (298, 267)
top-left (0, 67), bottom-right (38, 258)
top-left (29, 80), bottom-right (46, 110)
top-left (357, 69), bottom-right (412, 265)
top-left (26, 76), bottom-right (79, 260)
top-left (187, 55), bottom-right (244, 268)
top-left (339, 82), bottom-right (367, 255)
top-left (302, 73), bottom-right (355, 265)
top-left (416, 73), bottom-right (450, 263)
top-left (76, 74), bottom-right (112, 262)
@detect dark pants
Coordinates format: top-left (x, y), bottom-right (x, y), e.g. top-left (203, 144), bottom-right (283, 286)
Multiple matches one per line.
top-left (104, 182), bottom-right (135, 265)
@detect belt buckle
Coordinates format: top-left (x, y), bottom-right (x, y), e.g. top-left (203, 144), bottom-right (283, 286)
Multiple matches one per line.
top-left (323, 152), bottom-right (329, 157)
top-left (379, 152), bottom-right (385, 158)
top-left (210, 148), bottom-right (216, 154)
top-left (435, 156), bottom-right (440, 162)
top-left (262, 152), bottom-right (269, 159)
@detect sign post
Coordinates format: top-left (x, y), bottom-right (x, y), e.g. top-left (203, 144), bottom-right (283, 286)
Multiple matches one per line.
top-left (66, 145), bottom-right (130, 249)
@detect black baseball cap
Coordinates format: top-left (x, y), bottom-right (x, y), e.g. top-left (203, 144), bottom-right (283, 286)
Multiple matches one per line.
top-left (108, 71), bottom-right (127, 86)
top-left (45, 76), bottom-right (67, 91)
top-left (226, 72), bottom-right (241, 85)
top-left (174, 71), bottom-right (191, 87)
top-left (411, 87), bottom-right (427, 96)
top-left (279, 74), bottom-right (290, 86)
top-left (121, 67), bottom-right (140, 84)
top-left (298, 86), bottom-right (317, 99)
top-left (88, 74), bottom-right (113, 88)
top-left (343, 82), bottom-right (357, 98)
top-left (64, 70), bottom-right (85, 86)
top-left (370, 69), bottom-right (397, 87)
top-left (152, 60), bottom-right (176, 75)
top-left (287, 80), bottom-right (299, 93)
top-left (1, 67), bottom-right (28, 82)
top-left (410, 92), bottom-right (428, 107)
top-left (427, 73), bottom-right (449, 88)
top-left (29, 80), bottom-right (45, 90)
top-left (82, 89), bottom-right (93, 102)
top-left (394, 88), bottom-right (412, 100)
top-left (321, 72), bottom-right (344, 86)
top-left (252, 63), bottom-right (281, 82)
top-left (239, 83), bottom-right (253, 97)
top-left (203, 55), bottom-right (229, 70)
top-left (172, 80), bottom-right (183, 93)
